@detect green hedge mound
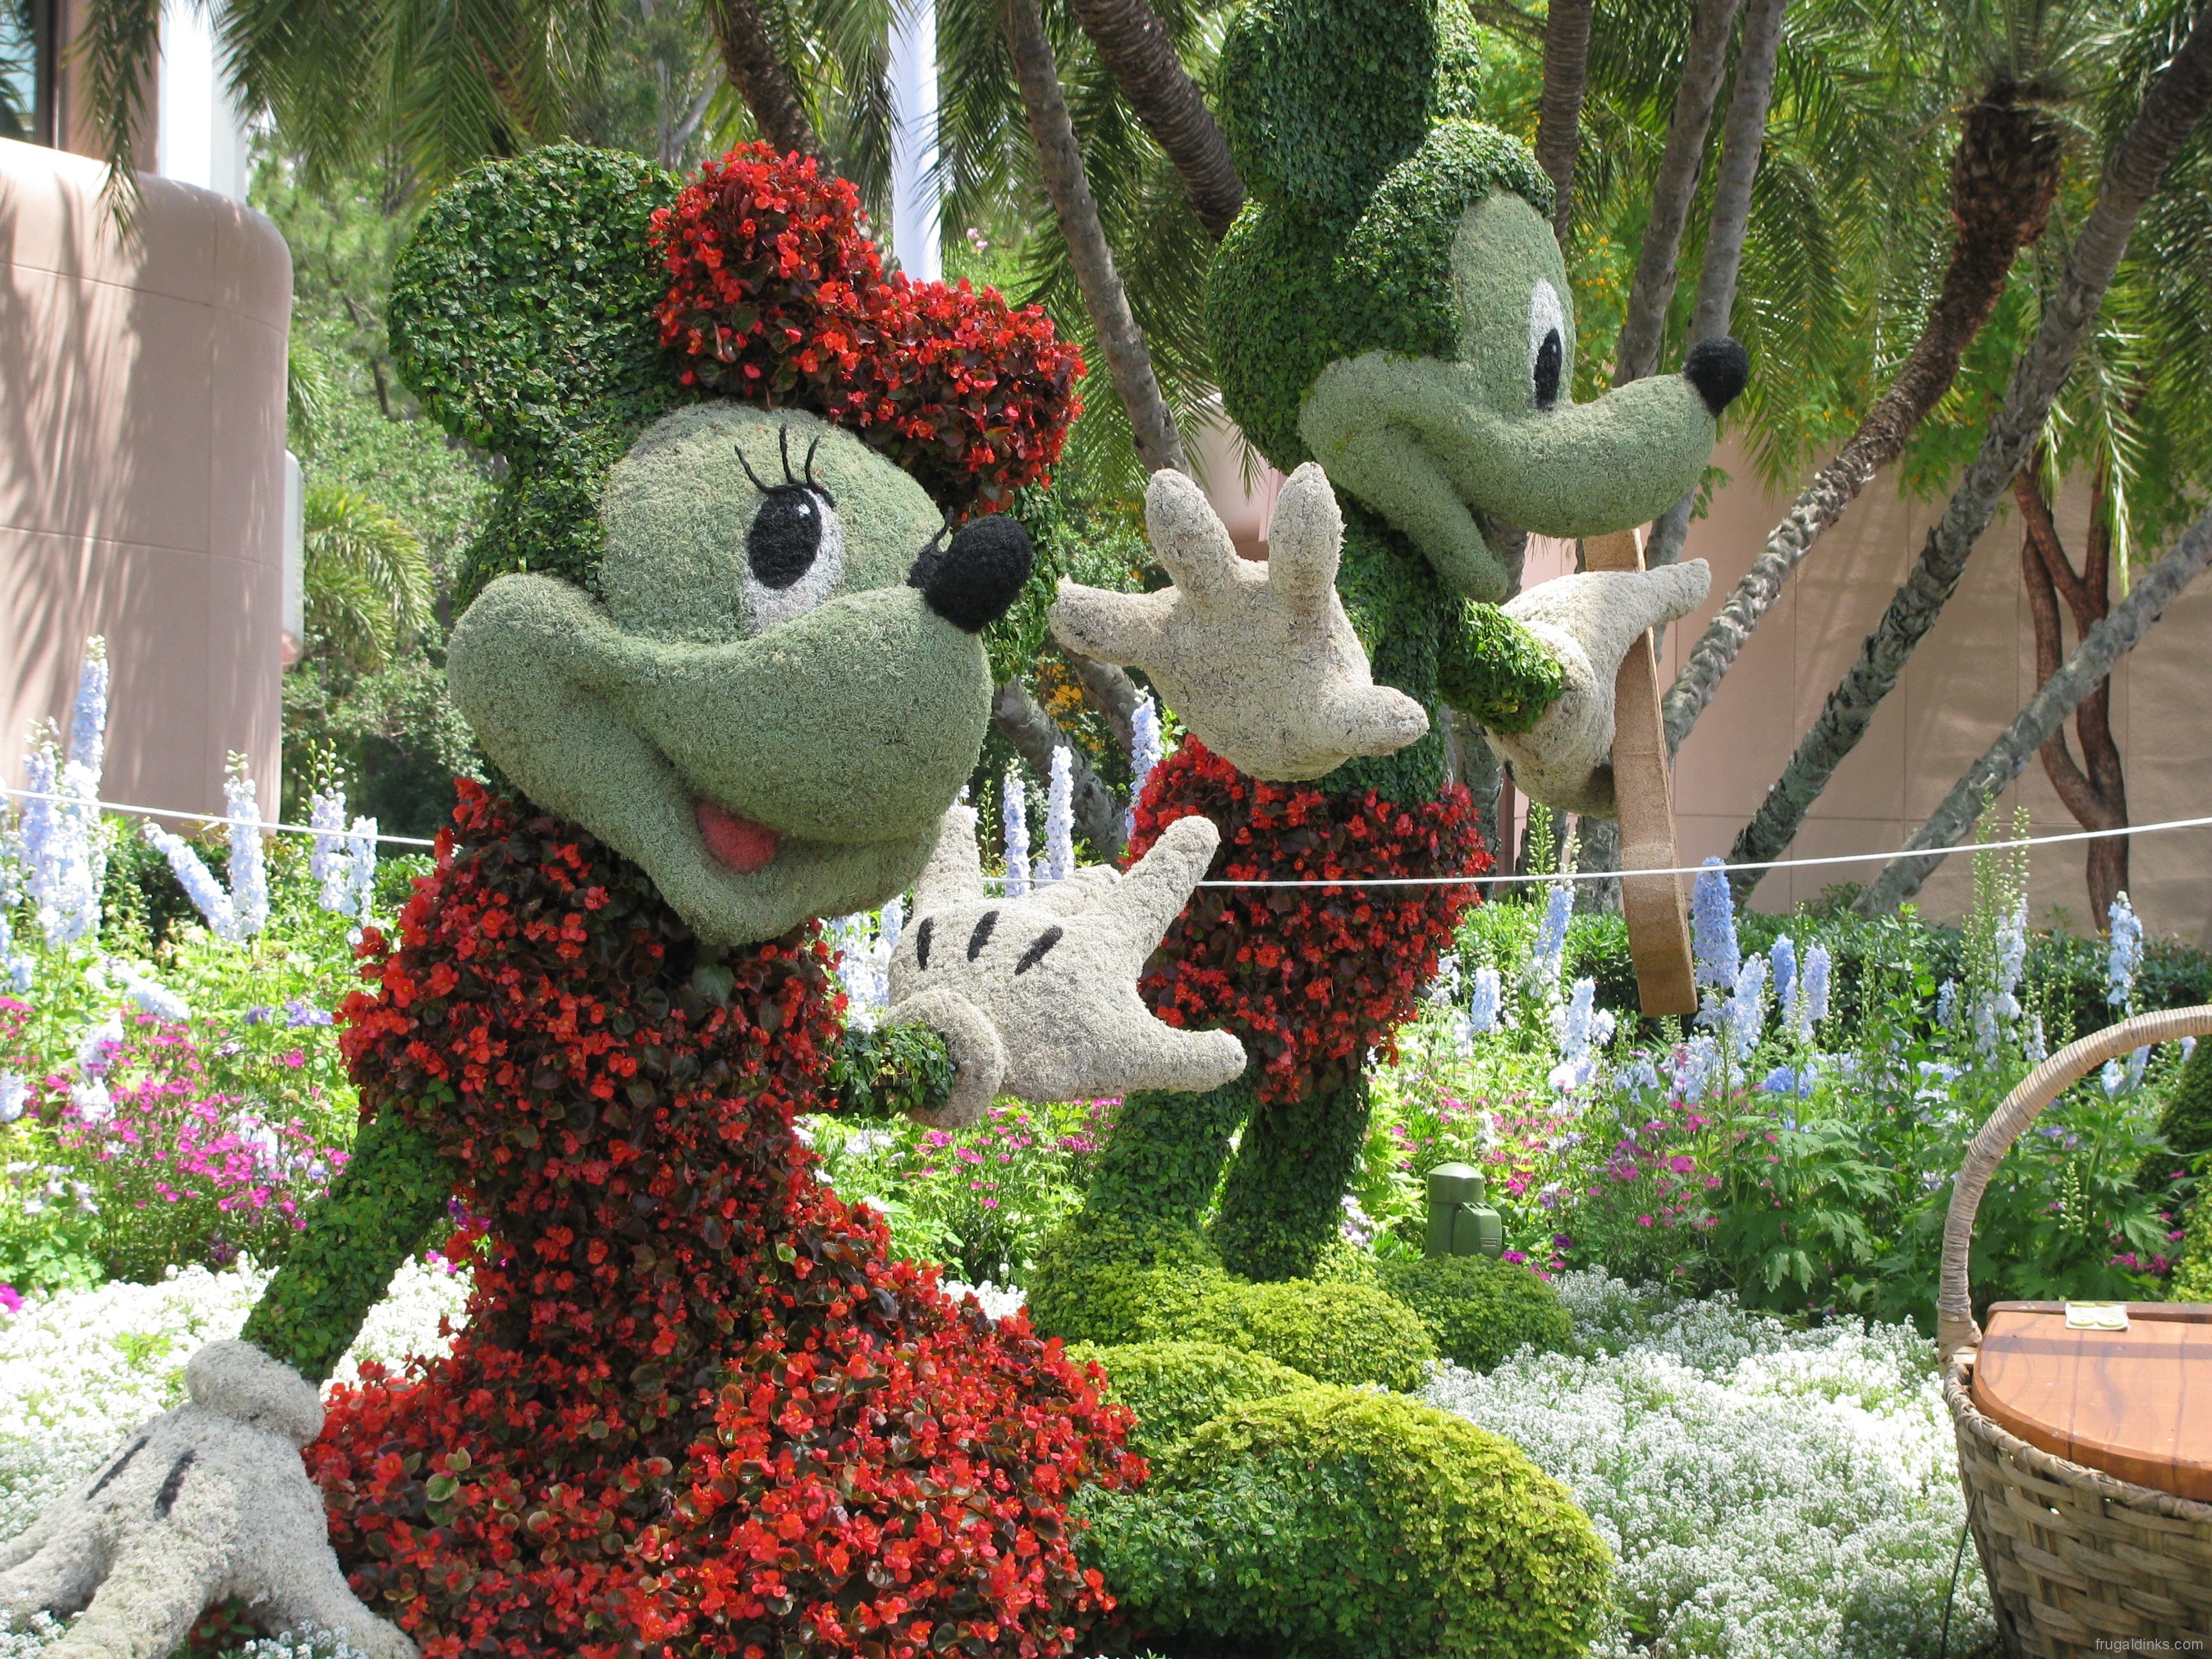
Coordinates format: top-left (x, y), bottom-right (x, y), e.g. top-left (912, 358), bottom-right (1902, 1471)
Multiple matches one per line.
top-left (1381, 1252), bottom-right (1574, 1372)
top-left (1189, 1278), bottom-right (1438, 1391)
top-left (1080, 1384), bottom-right (1610, 1659)
top-left (1066, 1340), bottom-right (1313, 1461)
top-left (1025, 1212), bottom-right (1233, 1347)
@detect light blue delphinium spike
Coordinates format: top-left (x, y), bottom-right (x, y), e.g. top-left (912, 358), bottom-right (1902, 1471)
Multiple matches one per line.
top-left (1002, 770), bottom-right (1030, 899)
top-left (1466, 965), bottom-right (1502, 1039)
top-left (1690, 857), bottom-right (1740, 991)
top-left (310, 789), bottom-right (350, 911)
top-left (1044, 747), bottom-right (1075, 885)
top-left (1126, 691), bottom-right (1163, 842)
top-left (1770, 934), bottom-right (1797, 1027)
top-left (2106, 891), bottom-right (2142, 1011)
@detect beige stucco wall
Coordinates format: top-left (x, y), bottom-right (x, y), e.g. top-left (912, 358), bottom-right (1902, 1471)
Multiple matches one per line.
top-left (0, 138), bottom-right (291, 820)
top-left (1632, 438), bottom-right (2208, 942)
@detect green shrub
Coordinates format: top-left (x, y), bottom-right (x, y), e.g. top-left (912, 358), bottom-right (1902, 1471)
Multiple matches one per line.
top-left (1025, 1210), bottom-right (1233, 1346)
top-left (1066, 1340), bottom-right (1313, 1462)
top-left (2142, 1038), bottom-right (2212, 1192)
top-left (1189, 1278), bottom-right (1437, 1391)
top-left (1381, 1253), bottom-right (1574, 1372)
top-left (2171, 1190), bottom-right (2212, 1301)
top-left (1079, 1384), bottom-right (1610, 1659)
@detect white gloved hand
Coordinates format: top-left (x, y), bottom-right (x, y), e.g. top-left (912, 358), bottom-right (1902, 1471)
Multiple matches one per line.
top-left (0, 1342), bottom-right (415, 1659)
top-left (1049, 463), bottom-right (1429, 783)
top-left (885, 807), bottom-right (1247, 1125)
top-left (1486, 561), bottom-right (1711, 817)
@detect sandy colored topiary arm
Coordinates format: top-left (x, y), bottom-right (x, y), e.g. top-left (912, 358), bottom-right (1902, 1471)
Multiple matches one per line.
top-left (885, 807), bottom-right (1247, 1125)
top-left (1049, 465), bottom-right (1429, 783)
top-left (1487, 561), bottom-right (1712, 816)
top-left (0, 1342), bottom-right (417, 1659)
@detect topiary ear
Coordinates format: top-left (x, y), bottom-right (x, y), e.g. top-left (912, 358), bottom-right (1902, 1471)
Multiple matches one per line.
top-left (1217, 0), bottom-right (1486, 220)
top-left (389, 143), bottom-right (681, 461)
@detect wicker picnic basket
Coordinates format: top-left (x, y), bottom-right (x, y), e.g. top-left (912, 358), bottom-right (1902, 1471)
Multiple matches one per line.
top-left (1937, 1005), bottom-right (2212, 1657)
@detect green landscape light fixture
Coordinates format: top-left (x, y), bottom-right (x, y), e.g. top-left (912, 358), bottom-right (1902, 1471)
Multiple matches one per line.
top-left (1424, 1162), bottom-right (1503, 1260)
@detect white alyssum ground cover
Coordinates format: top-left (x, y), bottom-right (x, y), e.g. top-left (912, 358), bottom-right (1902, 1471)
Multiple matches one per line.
top-left (1425, 1269), bottom-right (1997, 1658)
top-left (0, 1257), bottom-right (470, 1551)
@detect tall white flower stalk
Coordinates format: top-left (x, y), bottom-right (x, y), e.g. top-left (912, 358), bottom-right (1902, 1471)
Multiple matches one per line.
top-left (18, 639), bottom-right (110, 949)
top-left (1126, 691), bottom-right (1164, 841)
top-left (309, 787), bottom-right (378, 921)
top-left (1001, 769), bottom-right (1031, 899)
top-left (1043, 748), bottom-right (1075, 885)
top-left (828, 895), bottom-right (904, 1030)
top-left (141, 754), bottom-right (269, 943)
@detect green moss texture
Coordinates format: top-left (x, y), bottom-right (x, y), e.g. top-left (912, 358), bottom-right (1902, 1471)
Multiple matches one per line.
top-left (240, 1105), bottom-right (455, 1384)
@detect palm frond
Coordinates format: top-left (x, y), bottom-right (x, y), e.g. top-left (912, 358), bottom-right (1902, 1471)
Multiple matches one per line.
top-left (303, 483), bottom-right (434, 671)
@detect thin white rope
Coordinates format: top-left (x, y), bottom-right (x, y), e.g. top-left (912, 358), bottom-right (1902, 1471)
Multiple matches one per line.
top-left (3, 785), bottom-right (2205, 890)
top-left (0, 785), bottom-right (440, 847)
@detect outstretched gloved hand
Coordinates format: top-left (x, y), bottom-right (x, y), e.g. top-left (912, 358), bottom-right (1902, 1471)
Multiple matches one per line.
top-left (1049, 463), bottom-right (1428, 783)
top-left (0, 1340), bottom-right (415, 1659)
top-left (1487, 561), bottom-right (1712, 817)
top-left (886, 806), bottom-right (1247, 1125)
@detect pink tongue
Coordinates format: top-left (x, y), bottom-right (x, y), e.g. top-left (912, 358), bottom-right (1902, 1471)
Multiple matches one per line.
top-left (696, 800), bottom-right (780, 874)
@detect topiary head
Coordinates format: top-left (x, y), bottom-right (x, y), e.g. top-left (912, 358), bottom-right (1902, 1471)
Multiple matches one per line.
top-left (391, 143), bottom-right (1082, 945)
top-left (1206, 0), bottom-right (1746, 603)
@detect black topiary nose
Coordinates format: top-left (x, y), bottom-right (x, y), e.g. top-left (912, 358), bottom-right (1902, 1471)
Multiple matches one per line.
top-left (908, 515), bottom-right (1033, 632)
top-left (1683, 335), bottom-right (1749, 416)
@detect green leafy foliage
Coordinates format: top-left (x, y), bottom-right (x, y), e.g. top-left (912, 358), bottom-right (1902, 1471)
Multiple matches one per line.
top-left (2141, 1030), bottom-right (2212, 1191)
top-left (1064, 1339), bottom-right (1312, 1461)
top-left (1189, 1277), bottom-right (1438, 1391)
top-left (824, 1022), bottom-right (956, 1123)
top-left (1080, 1385), bottom-right (1610, 1659)
top-left (1379, 1252), bottom-right (1572, 1372)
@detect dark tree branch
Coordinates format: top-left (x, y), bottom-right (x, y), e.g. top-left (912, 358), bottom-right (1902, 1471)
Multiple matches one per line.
top-left (1068, 0), bottom-right (1244, 239)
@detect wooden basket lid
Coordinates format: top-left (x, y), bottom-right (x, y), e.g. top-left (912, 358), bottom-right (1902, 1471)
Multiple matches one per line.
top-left (1969, 1301), bottom-right (2212, 1502)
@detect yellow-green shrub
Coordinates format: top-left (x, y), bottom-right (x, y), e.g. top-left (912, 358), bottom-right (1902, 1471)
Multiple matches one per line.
top-left (1189, 1277), bottom-right (1438, 1391)
top-left (1078, 1384), bottom-right (1610, 1659)
top-left (1381, 1252), bottom-right (1574, 1372)
top-left (1067, 1340), bottom-right (1313, 1460)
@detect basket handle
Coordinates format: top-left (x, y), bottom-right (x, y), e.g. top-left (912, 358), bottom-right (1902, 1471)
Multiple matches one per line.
top-left (1937, 1003), bottom-right (2212, 1366)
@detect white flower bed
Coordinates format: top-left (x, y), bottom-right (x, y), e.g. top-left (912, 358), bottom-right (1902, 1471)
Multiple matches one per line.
top-left (0, 1257), bottom-right (468, 1551)
top-left (1425, 1270), bottom-right (1996, 1658)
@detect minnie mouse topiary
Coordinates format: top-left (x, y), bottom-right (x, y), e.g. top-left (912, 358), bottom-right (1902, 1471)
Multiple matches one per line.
top-left (0, 142), bottom-right (1294, 1659)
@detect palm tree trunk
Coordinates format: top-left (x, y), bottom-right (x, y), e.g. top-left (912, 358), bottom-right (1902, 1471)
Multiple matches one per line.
top-left (1729, 12), bottom-right (2212, 903)
top-left (1068, 0), bottom-right (1244, 239)
top-left (1001, 0), bottom-right (1187, 476)
top-left (708, 0), bottom-right (821, 160)
top-left (1663, 85), bottom-right (2071, 757)
top-left (1644, 0), bottom-right (1788, 570)
top-left (1612, 0), bottom-right (1745, 385)
top-left (2016, 467), bottom-right (2129, 916)
top-left (1536, 0), bottom-right (1594, 244)
top-left (992, 680), bottom-right (1128, 860)
top-left (1062, 649), bottom-right (1142, 758)
top-left (1854, 502), bottom-right (2212, 916)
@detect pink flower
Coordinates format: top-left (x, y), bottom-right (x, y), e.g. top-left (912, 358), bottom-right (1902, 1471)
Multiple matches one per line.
top-left (0, 1285), bottom-right (20, 1314)
top-left (1637, 1215), bottom-right (1655, 1227)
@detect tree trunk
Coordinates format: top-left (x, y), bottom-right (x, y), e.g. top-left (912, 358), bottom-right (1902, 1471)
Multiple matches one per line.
top-left (1001, 0), bottom-right (1187, 476)
top-left (1612, 0), bottom-right (1745, 386)
top-left (2015, 466), bottom-right (2130, 915)
top-left (1854, 502), bottom-right (2212, 915)
top-left (1536, 0), bottom-right (1594, 245)
top-left (1662, 85), bottom-right (2070, 751)
top-left (1728, 13), bottom-right (2212, 903)
top-left (1062, 649), bottom-right (1142, 758)
top-left (1068, 0), bottom-right (1244, 239)
top-left (993, 680), bottom-right (1128, 860)
top-left (708, 0), bottom-right (822, 160)
top-left (1644, 0), bottom-right (1788, 570)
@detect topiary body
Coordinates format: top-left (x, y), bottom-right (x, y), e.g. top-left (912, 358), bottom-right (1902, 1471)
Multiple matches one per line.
top-left (1078, 1385), bottom-right (1611, 1659)
top-left (1045, 0), bottom-right (1738, 1291)
top-left (1380, 1252), bottom-right (1573, 1372)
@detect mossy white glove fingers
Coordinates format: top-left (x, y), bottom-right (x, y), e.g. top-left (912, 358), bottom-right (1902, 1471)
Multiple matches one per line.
top-left (886, 815), bottom-right (1246, 1109)
top-left (1143, 468), bottom-right (1244, 598)
top-left (1046, 465), bottom-right (1429, 781)
top-left (1487, 561), bottom-right (1712, 818)
top-left (0, 1342), bottom-right (417, 1659)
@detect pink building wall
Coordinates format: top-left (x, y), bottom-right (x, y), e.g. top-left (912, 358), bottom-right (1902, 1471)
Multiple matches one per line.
top-left (1, 138), bottom-right (291, 821)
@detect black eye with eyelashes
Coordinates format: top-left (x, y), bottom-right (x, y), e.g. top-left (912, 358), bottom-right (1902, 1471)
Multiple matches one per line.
top-left (737, 428), bottom-right (839, 591)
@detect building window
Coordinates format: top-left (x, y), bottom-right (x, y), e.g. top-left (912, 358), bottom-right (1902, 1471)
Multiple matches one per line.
top-left (0, 0), bottom-right (54, 148)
